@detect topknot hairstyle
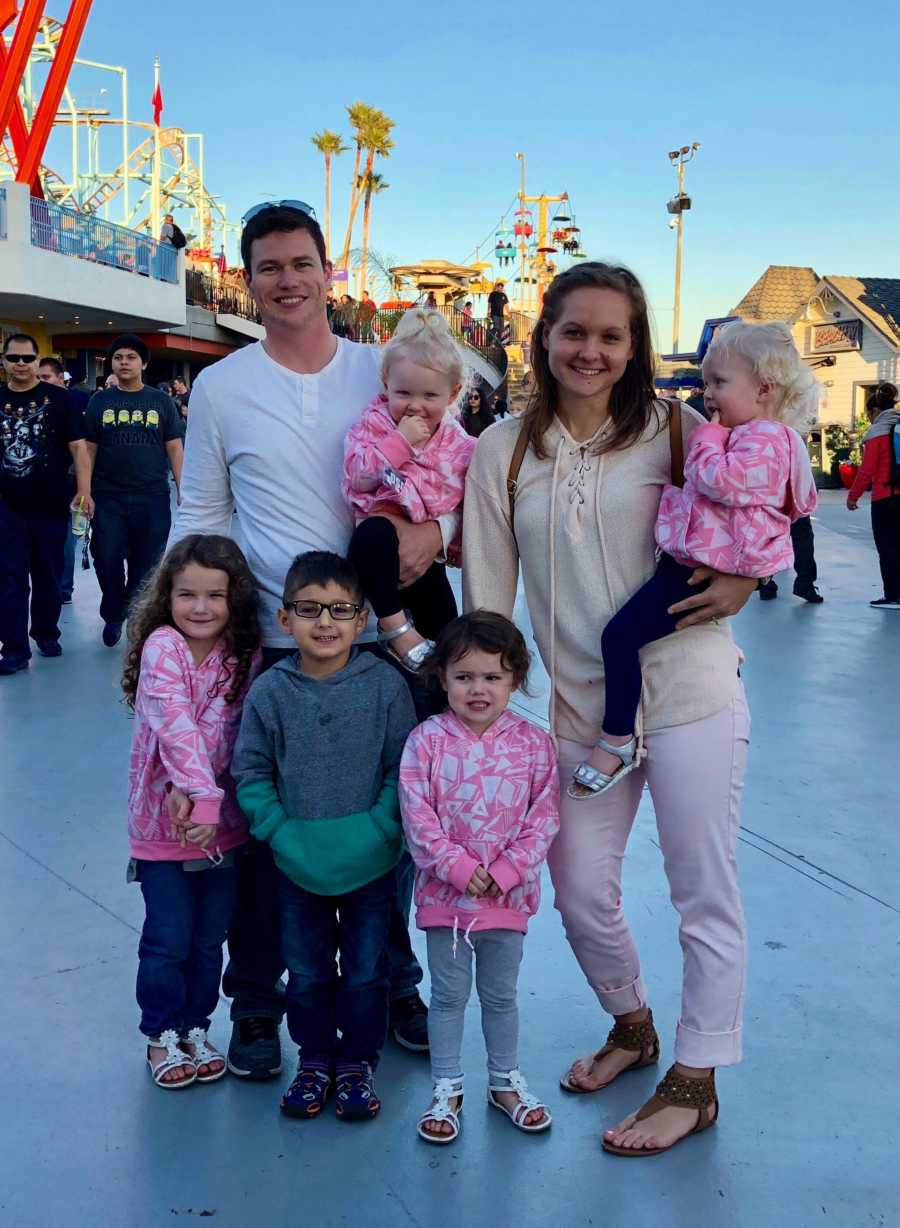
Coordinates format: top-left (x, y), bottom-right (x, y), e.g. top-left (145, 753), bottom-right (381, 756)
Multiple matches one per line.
top-left (703, 320), bottom-right (820, 431)
top-left (380, 307), bottom-right (466, 396)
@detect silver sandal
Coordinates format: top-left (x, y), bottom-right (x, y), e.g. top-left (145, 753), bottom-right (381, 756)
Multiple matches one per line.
top-left (180, 1027), bottom-right (227, 1083)
top-left (417, 1076), bottom-right (464, 1144)
top-left (487, 1068), bottom-right (552, 1133)
top-left (567, 736), bottom-right (639, 800)
top-left (377, 619), bottom-right (434, 672)
top-left (147, 1028), bottom-right (197, 1090)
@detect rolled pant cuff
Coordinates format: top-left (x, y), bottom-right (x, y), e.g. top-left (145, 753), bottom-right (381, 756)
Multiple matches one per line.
top-left (674, 1021), bottom-right (742, 1068)
top-left (593, 974), bottom-right (647, 1017)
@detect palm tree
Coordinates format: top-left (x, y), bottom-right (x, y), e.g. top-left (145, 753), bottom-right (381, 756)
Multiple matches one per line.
top-left (310, 129), bottom-right (347, 259)
top-left (339, 104), bottom-right (394, 271)
top-left (358, 172), bottom-right (389, 300)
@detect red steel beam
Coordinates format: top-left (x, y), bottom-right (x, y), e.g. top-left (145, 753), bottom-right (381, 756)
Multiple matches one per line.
top-left (0, 1), bottom-right (46, 152)
top-left (16, 0), bottom-right (93, 189)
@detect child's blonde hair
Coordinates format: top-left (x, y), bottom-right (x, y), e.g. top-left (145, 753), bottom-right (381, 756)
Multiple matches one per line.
top-left (703, 319), bottom-right (820, 431)
top-left (380, 307), bottom-right (466, 396)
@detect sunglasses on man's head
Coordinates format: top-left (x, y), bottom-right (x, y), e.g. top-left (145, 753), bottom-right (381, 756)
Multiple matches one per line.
top-left (241, 199), bottom-right (317, 226)
top-left (4, 353), bottom-right (38, 363)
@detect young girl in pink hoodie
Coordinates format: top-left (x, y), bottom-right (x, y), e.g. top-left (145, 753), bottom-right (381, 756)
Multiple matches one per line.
top-left (569, 319), bottom-right (819, 800)
top-left (342, 308), bottom-right (476, 671)
top-left (123, 533), bottom-right (261, 1089)
top-left (399, 611), bottom-right (560, 1143)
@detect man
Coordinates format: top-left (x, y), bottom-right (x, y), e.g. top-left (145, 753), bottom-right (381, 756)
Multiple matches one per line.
top-left (171, 375), bottom-right (190, 416)
top-left (488, 280), bottom-right (509, 344)
top-left (358, 289), bottom-right (377, 343)
top-left (83, 334), bottom-right (184, 647)
top-left (0, 334), bottom-right (93, 674)
top-left (38, 357), bottom-right (89, 604)
top-left (170, 202), bottom-right (446, 1078)
top-left (757, 517), bottom-right (823, 603)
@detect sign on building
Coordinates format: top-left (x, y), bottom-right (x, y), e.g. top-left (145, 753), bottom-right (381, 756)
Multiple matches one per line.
top-left (810, 319), bottom-right (861, 354)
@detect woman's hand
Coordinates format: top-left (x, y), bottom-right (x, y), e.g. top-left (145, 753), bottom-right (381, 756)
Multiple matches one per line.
top-left (847, 497), bottom-right (859, 511)
top-left (668, 568), bottom-right (757, 630)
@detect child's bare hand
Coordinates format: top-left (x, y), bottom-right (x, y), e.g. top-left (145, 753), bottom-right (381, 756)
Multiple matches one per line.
top-left (166, 785), bottom-right (193, 827)
top-left (484, 877), bottom-right (503, 899)
top-left (708, 409), bottom-right (721, 425)
top-left (467, 866), bottom-right (492, 897)
top-left (398, 414), bottom-right (432, 448)
top-left (183, 823), bottom-right (216, 848)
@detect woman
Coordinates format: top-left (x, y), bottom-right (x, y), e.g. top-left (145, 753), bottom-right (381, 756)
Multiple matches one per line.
top-left (462, 263), bottom-right (755, 1157)
top-left (847, 383), bottom-right (900, 609)
top-left (461, 386), bottom-right (496, 438)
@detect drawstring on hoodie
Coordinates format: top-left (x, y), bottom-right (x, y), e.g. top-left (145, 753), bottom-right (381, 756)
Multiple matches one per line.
top-left (450, 915), bottom-right (477, 959)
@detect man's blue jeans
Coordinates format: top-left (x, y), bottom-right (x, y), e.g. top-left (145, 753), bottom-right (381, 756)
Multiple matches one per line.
top-left (136, 859), bottom-right (237, 1038)
top-left (278, 867), bottom-right (395, 1066)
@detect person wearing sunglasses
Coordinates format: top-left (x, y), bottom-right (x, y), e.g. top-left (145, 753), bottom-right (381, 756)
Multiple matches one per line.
top-left (0, 334), bottom-right (94, 675)
top-left (168, 199), bottom-right (452, 1076)
top-left (461, 384), bottom-right (497, 439)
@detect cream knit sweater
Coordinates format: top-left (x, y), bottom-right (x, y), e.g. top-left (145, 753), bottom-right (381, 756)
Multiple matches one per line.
top-left (462, 404), bottom-right (741, 745)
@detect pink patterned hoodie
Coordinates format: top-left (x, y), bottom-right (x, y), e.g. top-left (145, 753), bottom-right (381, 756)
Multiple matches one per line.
top-left (128, 626), bottom-right (259, 861)
top-left (342, 394), bottom-right (476, 525)
top-left (399, 710), bottom-right (560, 935)
top-left (655, 420), bottom-right (817, 577)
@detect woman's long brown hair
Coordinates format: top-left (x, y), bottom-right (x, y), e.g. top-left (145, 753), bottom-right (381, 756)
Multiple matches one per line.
top-left (122, 534), bottom-right (261, 710)
top-left (523, 262), bottom-right (661, 459)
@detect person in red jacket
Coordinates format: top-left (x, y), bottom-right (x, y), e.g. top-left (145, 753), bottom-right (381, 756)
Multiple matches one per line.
top-left (847, 382), bottom-right (900, 609)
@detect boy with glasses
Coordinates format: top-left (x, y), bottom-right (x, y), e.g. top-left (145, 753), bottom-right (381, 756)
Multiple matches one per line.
top-left (232, 551), bottom-right (416, 1121)
top-left (0, 334), bottom-right (93, 674)
top-left (170, 198), bottom-right (449, 1076)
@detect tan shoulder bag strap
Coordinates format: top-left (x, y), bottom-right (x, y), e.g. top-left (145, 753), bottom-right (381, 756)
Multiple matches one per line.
top-left (668, 399), bottom-right (685, 488)
top-left (506, 424), bottom-right (530, 531)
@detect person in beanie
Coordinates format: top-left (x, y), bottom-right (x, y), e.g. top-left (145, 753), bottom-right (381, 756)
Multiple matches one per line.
top-left (84, 335), bottom-right (184, 647)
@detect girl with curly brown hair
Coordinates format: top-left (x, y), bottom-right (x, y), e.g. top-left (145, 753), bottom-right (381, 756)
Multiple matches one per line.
top-left (123, 534), bottom-right (262, 1090)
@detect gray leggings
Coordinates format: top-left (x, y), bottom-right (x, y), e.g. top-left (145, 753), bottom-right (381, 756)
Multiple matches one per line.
top-left (426, 927), bottom-right (524, 1080)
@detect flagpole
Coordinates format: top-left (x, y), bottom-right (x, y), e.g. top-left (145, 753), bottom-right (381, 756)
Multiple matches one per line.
top-left (151, 57), bottom-right (161, 240)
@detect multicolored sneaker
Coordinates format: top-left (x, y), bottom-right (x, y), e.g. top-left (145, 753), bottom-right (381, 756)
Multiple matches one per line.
top-left (335, 1062), bottom-right (381, 1121)
top-left (280, 1061), bottom-right (332, 1119)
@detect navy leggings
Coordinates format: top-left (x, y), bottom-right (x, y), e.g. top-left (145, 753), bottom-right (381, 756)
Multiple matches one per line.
top-left (601, 554), bottom-right (707, 736)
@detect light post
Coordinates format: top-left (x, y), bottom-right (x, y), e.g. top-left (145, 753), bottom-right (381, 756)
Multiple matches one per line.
top-left (666, 142), bottom-right (700, 352)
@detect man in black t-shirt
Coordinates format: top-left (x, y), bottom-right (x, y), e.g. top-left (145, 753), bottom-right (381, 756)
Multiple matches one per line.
top-left (0, 334), bottom-right (93, 675)
top-left (84, 334), bottom-right (184, 646)
top-left (488, 281), bottom-right (509, 344)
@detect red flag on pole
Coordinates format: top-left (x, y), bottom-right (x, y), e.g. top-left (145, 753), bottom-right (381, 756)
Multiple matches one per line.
top-left (151, 80), bottom-right (163, 126)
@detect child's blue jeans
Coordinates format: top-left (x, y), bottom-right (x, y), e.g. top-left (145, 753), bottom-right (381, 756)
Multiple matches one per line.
top-left (136, 859), bottom-right (237, 1038)
top-left (278, 867), bottom-right (395, 1068)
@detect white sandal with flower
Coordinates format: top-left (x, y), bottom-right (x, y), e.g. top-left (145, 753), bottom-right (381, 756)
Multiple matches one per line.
top-left (147, 1028), bottom-right (197, 1089)
top-left (179, 1027), bottom-right (227, 1083)
top-left (417, 1076), bottom-right (464, 1144)
top-left (487, 1068), bottom-right (552, 1133)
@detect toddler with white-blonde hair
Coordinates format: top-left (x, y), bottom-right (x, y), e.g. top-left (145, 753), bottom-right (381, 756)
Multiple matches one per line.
top-left (342, 308), bottom-right (476, 670)
top-left (569, 319), bottom-right (819, 799)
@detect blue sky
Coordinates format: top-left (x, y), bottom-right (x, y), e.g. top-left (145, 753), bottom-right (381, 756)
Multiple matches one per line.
top-left (42, 0), bottom-right (900, 352)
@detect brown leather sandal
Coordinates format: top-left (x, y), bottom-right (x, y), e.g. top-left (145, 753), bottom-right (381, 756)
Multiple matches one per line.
top-left (560, 1009), bottom-right (660, 1093)
top-left (601, 1065), bottom-right (719, 1157)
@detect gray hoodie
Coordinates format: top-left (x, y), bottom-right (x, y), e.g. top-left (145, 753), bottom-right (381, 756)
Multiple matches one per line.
top-left (863, 407), bottom-right (900, 442)
top-left (232, 649), bottom-right (416, 819)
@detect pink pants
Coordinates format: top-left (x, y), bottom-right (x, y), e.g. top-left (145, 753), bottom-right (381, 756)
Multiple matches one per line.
top-left (548, 689), bottom-right (750, 1068)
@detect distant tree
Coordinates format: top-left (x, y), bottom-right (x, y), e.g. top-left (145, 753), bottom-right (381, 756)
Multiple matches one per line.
top-left (310, 129), bottom-right (348, 259)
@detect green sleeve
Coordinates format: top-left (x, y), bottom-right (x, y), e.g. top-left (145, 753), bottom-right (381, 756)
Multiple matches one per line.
top-left (237, 780), bottom-right (289, 843)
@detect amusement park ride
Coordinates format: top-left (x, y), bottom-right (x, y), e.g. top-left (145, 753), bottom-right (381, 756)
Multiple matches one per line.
top-left (1, 0), bottom-right (235, 269)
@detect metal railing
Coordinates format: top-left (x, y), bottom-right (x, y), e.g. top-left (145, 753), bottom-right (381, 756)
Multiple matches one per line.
top-left (0, 187), bottom-right (6, 240)
top-left (185, 267), bottom-right (260, 323)
top-left (29, 197), bottom-right (178, 284)
top-left (337, 303), bottom-right (509, 381)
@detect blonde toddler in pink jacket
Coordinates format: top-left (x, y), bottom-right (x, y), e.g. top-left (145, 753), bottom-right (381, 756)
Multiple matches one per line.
top-left (399, 611), bottom-right (560, 1143)
top-left (343, 308), bottom-right (476, 672)
top-left (123, 534), bottom-right (261, 1091)
top-left (569, 320), bottom-right (819, 802)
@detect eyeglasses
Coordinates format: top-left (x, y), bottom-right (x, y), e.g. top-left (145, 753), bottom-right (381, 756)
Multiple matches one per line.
top-left (4, 353), bottom-right (38, 364)
top-left (241, 199), bottom-right (317, 226)
top-left (283, 599), bottom-right (363, 620)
